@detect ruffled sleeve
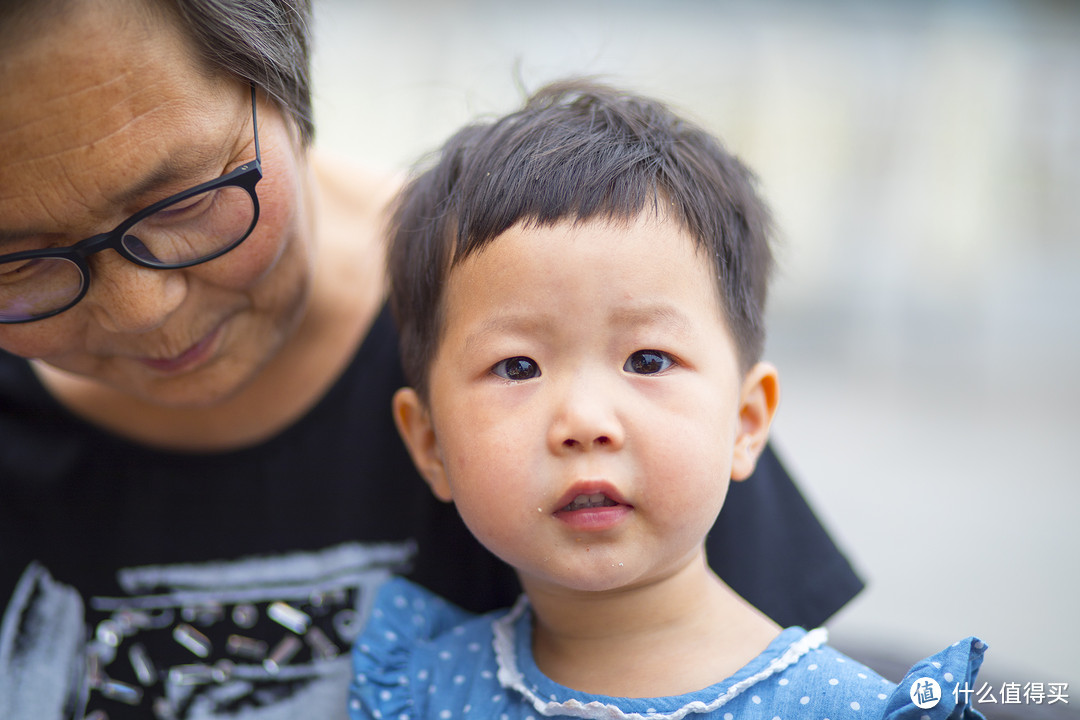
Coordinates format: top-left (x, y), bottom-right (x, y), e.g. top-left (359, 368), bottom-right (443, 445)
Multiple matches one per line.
top-left (883, 637), bottom-right (988, 719)
top-left (348, 577), bottom-right (474, 720)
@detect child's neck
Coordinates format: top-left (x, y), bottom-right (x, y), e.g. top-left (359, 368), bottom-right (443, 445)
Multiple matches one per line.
top-left (521, 554), bottom-right (781, 699)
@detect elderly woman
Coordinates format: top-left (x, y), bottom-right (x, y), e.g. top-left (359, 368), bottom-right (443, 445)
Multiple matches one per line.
top-left (0, 1), bottom-right (861, 718)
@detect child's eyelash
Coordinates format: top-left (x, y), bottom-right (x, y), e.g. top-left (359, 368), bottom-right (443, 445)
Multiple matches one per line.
top-left (623, 350), bottom-right (676, 375)
top-left (491, 356), bottom-right (541, 381)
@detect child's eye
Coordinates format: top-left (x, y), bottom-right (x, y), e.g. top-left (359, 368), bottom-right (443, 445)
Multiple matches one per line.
top-left (491, 356), bottom-right (541, 381)
top-left (623, 350), bottom-right (674, 375)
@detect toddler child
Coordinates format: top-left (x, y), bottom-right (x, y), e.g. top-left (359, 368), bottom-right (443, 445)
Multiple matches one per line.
top-left (350, 80), bottom-right (986, 720)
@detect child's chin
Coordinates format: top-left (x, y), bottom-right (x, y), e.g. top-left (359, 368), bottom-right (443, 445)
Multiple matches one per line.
top-left (536, 562), bottom-right (641, 595)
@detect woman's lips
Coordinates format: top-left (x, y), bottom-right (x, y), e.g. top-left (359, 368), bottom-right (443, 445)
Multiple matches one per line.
top-left (138, 324), bottom-right (222, 374)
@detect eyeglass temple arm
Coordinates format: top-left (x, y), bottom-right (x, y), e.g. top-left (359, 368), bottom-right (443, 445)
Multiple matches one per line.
top-left (250, 84), bottom-right (261, 164)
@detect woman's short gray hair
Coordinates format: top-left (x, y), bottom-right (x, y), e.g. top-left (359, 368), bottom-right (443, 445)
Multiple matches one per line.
top-left (161, 0), bottom-right (316, 145)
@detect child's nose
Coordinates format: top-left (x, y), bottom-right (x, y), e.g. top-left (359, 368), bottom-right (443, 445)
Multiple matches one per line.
top-left (547, 374), bottom-right (626, 453)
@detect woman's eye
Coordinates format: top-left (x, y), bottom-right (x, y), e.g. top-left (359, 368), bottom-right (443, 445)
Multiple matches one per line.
top-left (0, 258), bottom-right (37, 280)
top-left (491, 356), bottom-right (541, 381)
top-left (150, 190), bottom-right (219, 225)
top-left (624, 350), bottom-right (674, 375)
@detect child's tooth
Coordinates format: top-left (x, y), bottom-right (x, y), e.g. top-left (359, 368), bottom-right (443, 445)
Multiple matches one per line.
top-left (565, 492), bottom-right (612, 510)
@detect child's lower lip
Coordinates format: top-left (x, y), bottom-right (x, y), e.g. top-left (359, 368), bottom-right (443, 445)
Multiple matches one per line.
top-left (554, 505), bottom-right (631, 531)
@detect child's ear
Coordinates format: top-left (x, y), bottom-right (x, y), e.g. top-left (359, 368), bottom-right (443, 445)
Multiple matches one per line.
top-left (392, 387), bottom-right (453, 502)
top-left (731, 362), bottom-right (780, 482)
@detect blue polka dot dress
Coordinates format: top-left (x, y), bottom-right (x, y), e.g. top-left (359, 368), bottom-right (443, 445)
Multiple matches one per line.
top-left (350, 579), bottom-right (986, 720)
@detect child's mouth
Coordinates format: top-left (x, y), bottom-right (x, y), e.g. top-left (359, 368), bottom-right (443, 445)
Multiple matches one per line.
top-left (560, 493), bottom-right (620, 512)
top-left (553, 488), bottom-right (631, 532)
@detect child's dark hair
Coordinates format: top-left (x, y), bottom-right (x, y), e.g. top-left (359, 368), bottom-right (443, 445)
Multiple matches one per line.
top-left (389, 79), bottom-right (774, 400)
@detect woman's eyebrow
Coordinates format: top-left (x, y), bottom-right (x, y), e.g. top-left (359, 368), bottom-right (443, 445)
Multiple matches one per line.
top-left (0, 228), bottom-right (48, 248)
top-left (0, 147), bottom-right (228, 248)
top-left (105, 144), bottom-right (226, 207)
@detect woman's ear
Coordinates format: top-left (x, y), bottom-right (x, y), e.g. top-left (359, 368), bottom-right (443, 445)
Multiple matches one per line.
top-left (392, 387), bottom-right (453, 502)
top-left (731, 362), bottom-right (780, 482)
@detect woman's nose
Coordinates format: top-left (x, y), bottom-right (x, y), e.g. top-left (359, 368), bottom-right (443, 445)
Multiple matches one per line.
top-left (547, 373), bottom-right (626, 453)
top-left (83, 251), bottom-right (187, 333)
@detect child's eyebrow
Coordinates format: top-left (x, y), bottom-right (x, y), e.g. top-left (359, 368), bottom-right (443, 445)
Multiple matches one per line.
top-left (461, 314), bottom-right (549, 354)
top-left (609, 304), bottom-right (695, 336)
top-left (460, 305), bottom-right (695, 354)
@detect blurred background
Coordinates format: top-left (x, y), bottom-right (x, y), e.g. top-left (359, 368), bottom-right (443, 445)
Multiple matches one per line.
top-left (309, 0), bottom-right (1079, 702)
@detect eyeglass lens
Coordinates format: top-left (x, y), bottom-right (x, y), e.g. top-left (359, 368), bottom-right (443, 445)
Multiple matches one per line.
top-left (0, 258), bottom-right (84, 323)
top-left (0, 184), bottom-right (256, 322)
top-left (122, 184), bottom-right (256, 266)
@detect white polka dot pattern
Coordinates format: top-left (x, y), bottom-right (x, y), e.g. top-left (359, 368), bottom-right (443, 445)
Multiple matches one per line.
top-left (349, 578), bottom-right (989, 720)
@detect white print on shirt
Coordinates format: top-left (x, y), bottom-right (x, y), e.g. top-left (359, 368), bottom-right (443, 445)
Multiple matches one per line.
top-left (0, 541), bottom-right (413, 720)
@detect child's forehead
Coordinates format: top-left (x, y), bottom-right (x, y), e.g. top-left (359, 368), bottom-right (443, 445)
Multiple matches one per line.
top-left (440, 210), bottom-right (727, 324)
top-left (450, 209), bottom-right (707, 270)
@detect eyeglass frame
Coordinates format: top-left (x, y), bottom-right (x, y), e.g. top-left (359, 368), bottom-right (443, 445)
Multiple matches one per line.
top-left (0, 84), bottom-right (263, 324)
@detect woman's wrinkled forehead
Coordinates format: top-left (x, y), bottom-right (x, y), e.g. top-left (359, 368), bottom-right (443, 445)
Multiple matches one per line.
top-left (1, 0), bottom-right (173, 51)
top-left (0, 0), bottom-right (204, 93)
top-left (0, 0), bottom-right (68, 44)
top-left (0, 0), bottom-right (242, 235)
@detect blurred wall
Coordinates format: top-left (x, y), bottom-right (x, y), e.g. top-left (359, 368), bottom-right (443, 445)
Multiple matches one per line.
top-left (310, 0), bottom-right (1080, 685)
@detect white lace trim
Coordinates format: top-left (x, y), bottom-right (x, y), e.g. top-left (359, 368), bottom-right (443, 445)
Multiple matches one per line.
top-left (492, 598), bottom-right (828, 720)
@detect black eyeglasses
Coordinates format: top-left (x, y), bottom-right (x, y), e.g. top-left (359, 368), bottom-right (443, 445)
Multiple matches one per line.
top-left (0, 85), bottom-right (263, 324)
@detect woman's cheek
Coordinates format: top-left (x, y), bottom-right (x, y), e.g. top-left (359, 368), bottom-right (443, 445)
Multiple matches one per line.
top-left (192, 164), bottom-right (305, 290)
top-left (0, 313), bottom-right (84, 360)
